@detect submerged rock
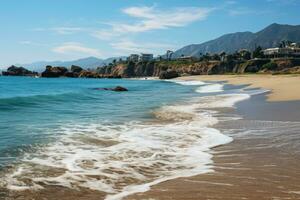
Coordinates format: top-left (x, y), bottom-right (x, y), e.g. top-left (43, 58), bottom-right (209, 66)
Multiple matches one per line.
top-left (91, 86), bottom-right (128, 92)
top-left (112, 86), bottom-right (128, 91)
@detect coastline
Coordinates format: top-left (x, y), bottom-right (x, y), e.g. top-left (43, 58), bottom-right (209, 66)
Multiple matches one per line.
top-left (2, 76), bottom-right (300, 200)
top-left (123, 76), bottom-right (300, 199)
top-left (124, 77), bottom-right (300, 200)
top-left (177, 74), bottom-right (300, 102)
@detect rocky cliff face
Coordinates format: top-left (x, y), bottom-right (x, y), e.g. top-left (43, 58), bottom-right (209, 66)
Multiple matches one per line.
top-left (96, 60), bottom-right (245, 77)
top-left (3, 58), bottom-right (299, 79)
top-left (96, 58), bottom-right (300, 78)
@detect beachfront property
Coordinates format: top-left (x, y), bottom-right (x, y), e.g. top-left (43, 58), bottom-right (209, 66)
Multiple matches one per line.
top-left (263, 42), bottom-right (300, 58)
top-left (139, 53), bottom-right (154, 62)
top-left (177, 55), bottom-right (195, 61)
top-left (127, 53), bottom-right (154, 62)
top-left (128, 54), bottom-right (139, 62)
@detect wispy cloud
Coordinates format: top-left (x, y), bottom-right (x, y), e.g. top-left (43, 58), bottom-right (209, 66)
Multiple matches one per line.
top-left (19, 40), bottom-right (49, 47)
top-left (94, 6), bottom-right (213, 37)
top-left (52, 43), bottom-right (102, 57)
top-left (266, 0), bottom-right (299, 5)
top-left (33, 5), bottom-right (214, 56)
top-left (228, 7), bottom-right (271, 16)
top-left (32, 27), bottom-right (88, 35)
top-left (110, 39), bottom-right (175, 54)
top-left (51, 27), bottom-right (85, 35)
top-left (228, 8), bottom-right (254, 16)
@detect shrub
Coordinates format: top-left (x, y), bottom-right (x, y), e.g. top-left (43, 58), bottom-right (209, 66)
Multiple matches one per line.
top-left (262, 62), bottom-right (278, 70)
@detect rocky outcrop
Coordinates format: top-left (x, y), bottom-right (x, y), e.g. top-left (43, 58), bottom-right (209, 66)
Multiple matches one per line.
top-left (9, 58), bottom-right (300, 79)
top-left (159, 70), bottom-right (179, 79)
top-left (2, 65), bottom-right (38, 76)
top-left (71, 65), bottom-right (83, 73)
top-left (41, 66), bottom-right (68, 77)
top-left (233, 59), bottom-right (270, 73)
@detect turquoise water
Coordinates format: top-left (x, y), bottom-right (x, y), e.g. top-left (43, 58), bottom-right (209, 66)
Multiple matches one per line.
top-left (0, 76), bottom-right (198, 168)
top-left (2, 76), bottom-right (257, 199)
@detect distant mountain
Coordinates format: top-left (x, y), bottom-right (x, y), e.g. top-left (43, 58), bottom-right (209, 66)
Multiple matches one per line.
top-left (173, 23), bottom-right (300, 57)
top-left (17, 56), bottom-right (126, 72)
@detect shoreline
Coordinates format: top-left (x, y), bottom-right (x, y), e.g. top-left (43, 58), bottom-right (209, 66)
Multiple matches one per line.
top-left (2, 76), bottom-right (300, 200)
top-left (124, 81), bottom-right (300, 200)
top-left (177, 74), bottom-right (300, 102)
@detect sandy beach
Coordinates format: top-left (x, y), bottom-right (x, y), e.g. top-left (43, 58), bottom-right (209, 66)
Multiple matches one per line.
top-left (123, 75), bottom-right (300, 200)
top-left (178, 74), bottom-right (300, 102)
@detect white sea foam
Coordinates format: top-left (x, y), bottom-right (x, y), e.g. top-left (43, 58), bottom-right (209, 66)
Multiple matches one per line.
top-left (196, 83), bottom-right (224, 93)
top-left (166, 80), bottom-right (206, 86)
top-left (3, 82), bottom-right (267, 200)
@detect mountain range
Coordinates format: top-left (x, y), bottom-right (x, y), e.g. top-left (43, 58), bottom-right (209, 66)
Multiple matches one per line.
top-left (12, 23), bottom-right (300, 71)
top-left (17, 56), bottom-right (126, 72)
top-left (173, 23), bottom-right (300, 57)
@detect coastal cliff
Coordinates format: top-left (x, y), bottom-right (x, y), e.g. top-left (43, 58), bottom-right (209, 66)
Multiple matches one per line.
top-left (2, 58), bottom-right (300, 79)
top-left (95, 58), bottom-right (300, 78)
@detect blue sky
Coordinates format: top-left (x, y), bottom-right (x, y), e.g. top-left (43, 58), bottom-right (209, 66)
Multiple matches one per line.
top-left (0, 0), bottom-right (299, 66)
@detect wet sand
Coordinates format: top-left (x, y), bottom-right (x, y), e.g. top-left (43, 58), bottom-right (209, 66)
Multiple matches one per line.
top-left (178, 74), bottom-right (300, 102)
top-left (125, 93), bottom-right (300, 200)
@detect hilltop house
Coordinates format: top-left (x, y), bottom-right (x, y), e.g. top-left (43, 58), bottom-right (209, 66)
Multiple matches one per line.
top-left (263, 43), bottom-right (300, 58)
top-left (127, 53), bottom-right (154, 62)
top-left (177, 56), bottom-right (194, 61)
top-left (138, 53), bottom-right (153, 62)
top-left (128, 54), bottom-right (139, 62)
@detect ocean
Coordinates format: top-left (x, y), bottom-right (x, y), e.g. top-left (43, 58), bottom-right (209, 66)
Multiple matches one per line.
top-left (0, 76), bottom-right (266, 199)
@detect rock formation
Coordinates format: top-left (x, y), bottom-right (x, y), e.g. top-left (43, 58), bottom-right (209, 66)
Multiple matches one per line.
top-left (41, 66), bottom-right (68, 77)
top-left (159, 70), bottom-right (179, 79)
top-left (2, 65), bottom-right (38, 76)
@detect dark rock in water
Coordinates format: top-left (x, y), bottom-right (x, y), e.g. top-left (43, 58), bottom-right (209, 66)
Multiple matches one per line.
top-left (41, 66), bottom-right (68, 77)
top-left (159, 69), bottom-right (179, 79)
top-left (112, 86), bottom-right (128, 91)
top-left (71, 65), bottom-right (83, 73)
top-left (2, 65), bottom-right (38, 76)
top-left (91, 86), bottom-right (128, 92)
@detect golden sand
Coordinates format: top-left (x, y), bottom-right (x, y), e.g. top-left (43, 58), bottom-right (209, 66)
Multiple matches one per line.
top-left (178, 74), bottom-right (300, 102)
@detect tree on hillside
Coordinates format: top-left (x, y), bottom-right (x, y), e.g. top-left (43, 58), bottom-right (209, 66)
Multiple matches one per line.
top-left (211, 54), bottom-right (221, 61)
top-left (242, 51), bottom-right (251, 60)
top-left (252, 46), bottom-right (264, 58)
top-left (219, 52), bottom-right (226, 61)
top-left (202, 53), bottom-right (211, 61)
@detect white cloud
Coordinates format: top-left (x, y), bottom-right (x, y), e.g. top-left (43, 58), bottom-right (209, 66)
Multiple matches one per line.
top-left (52, 43), bottom-right (102, 57)
top-left (110, 39), bottom-right (175, 55)
top-left (19, 41), bottom-right (33, 45)
top-left (32, 6), bottom-right (213, 58)
top-left (228, 8), bottom-right (253, 16)
top-left (228, 8), bottom-right (271, 16)
top-left (51, 27), bottom-right (84, 35)
top-left (32, 27), bottom-right (87, 35)
top-left (19, 40), bottom-right (49, 47)
top-left (266, 0), bottom-right (299, 4)
top-left (92, 6), bottom-right (213, 40)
